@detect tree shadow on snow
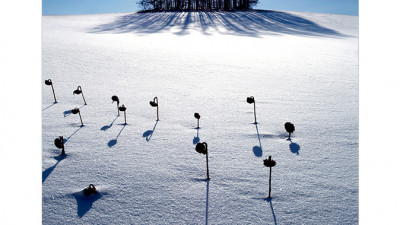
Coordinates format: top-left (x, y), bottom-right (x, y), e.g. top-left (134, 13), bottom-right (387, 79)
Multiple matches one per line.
top-left (101, 116), bottom-right (119, 131)
top-left (42, 154), bottom-right (66, 183)
top-left (142, 120), bottom-right (158, 141)
top-left (90, 10), bottom-right (344, 37)
top-left (108, 124), bottom-right (126, 147)
top-left (72, 190), bottom-right (102, 218)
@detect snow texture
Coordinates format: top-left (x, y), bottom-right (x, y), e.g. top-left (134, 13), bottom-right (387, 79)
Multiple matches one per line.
top-left (42, 10), bottom-right (358, 224)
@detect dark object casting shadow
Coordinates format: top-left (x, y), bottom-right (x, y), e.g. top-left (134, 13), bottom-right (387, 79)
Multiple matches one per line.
top-left (101, 116), bottom-right (119, 131)
top-left (90, 10), bottom-right (344, 37)
top-left (142, 120), bottom-right (158, 141)
top-left (108, 124), bottom-right (126, 147)
top-left (72, 190), bottom-right (102, 218)
top-left (42, 154), bottom-right (66, 183)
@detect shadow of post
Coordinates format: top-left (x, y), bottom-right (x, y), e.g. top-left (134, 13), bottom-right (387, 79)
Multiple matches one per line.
top-left (205, 180), bottom-right (209, 225)
top-left (142, 120), bottom-right (158, 141)
top-left (108, 124), bottom-right (126, 147)
top-left (193, 127), bottom-right (200, 144)
top-left (101, 116), bottom-right (119, 131)
top-left (266, 198), bottom-right (277, 225)
top-left (42, 102), bottom-right (57, 111)
top-left (42, 154), bottom-right (66, 183)
top-left (253, 123), bottom-right (263, 157)
top-left (65, 126), bottom-right (83, 143)
top-left (72, 190), bottom-right (102, 218)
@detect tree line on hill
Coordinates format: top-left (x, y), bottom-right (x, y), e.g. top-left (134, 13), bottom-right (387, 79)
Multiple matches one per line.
top-left (138, 0), bottom-right (259, 11)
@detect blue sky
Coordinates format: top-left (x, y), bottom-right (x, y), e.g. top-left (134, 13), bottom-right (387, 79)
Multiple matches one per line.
top-left (42, 0), bottom-right (358, 15)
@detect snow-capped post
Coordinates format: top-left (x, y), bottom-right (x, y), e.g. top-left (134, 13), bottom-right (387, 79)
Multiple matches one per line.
top-left (194, 113), bottom-right (201, 128)
top-left (44, 79), bottom-right (57, 103)
top-left (263, 156), bottom-right (276, 199)
top-left (84, 184), bottom-right (97, 196)
top-left (71, 108), bottom-right (84, 126)
top-left (247, 96), bottom-right (257, 124)
top-left (284, 122), bottom-right (295, 140)
top-left (73, 86), bottom-right (87, 105)
top-left (54, 136), bottom-right (65, 155)
top-left (149, 96), bottom-right (159, 121)
top-left (112, 95), bottom-right (120, 116)
top-left (119, 104), bottom-right (127, 124)
top-left (195, 142), bottom-right (209, 180)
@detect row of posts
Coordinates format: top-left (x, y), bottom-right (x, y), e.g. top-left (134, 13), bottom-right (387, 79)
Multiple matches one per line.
top-left (46, 80), bottom-right (295, 198)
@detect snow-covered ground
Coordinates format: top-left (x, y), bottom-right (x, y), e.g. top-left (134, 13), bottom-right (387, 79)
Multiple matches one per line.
top-left (42, 10), bottom-right (358, 224)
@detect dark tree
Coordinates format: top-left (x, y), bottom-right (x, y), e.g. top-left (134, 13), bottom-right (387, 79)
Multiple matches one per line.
top-left (137, 0), bottom-right (258, 11)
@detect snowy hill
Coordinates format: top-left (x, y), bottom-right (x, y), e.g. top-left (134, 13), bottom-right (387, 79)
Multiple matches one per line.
top-left (42, 10), bottom-right (358, 224)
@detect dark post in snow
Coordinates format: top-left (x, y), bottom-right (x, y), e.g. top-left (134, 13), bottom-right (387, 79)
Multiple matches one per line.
top-left (194, 113), bottom-right (201, 128)
top-left (73, 86), bottom-right (87, 105)
top-left (149, 96), bottom-right (159, 121)
top-left (263, 156), bottom-right (276, 199)
top-left (84, 184), bottom-right (98, 196)
top-left (71, 108), bottom-right (84, 126)
top-left (119, 104), bottom-right (127, 124)
top-left (247, 96), bottom-right (257, 124)
top-left (284, 122), bottom-right (295, 140)
top-left (112, 95), bottom-right (120, 116)
top-left (195, 142), bottom-right (209, 180)
top-left (44, 79), bottom-right (57, 103)
top-left (54, 136), bottom-right (65, 155)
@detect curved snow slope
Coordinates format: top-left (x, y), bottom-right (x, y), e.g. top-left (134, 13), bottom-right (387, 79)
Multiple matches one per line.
top-left (42, 10), bottom-right (358, 224)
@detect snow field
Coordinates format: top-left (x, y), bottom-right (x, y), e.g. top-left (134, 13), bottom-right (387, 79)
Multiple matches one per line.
top-left (42, 11), bottom-right (358, 224)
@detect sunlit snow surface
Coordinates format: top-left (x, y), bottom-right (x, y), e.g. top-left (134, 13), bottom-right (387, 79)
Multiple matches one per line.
top-left (42, 10), bottom-right (358, 224)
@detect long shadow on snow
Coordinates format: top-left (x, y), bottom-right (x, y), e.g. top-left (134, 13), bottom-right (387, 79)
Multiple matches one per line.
top-left (42, 102), bottom-right (57, 111)
top-left (42, 154), bottom-right (66, 183)
top-left (64, 126), bottom-right (83, 143)
top-left (72, 190), bottom-right (102, 218)
top-left (101, 116), bottom-right (119, 131)
top-left (90, 10), bottom-right (343, 37)
top-left (205, 180), bottom-right (209, 225)
top-left (108, 124), bottom-right (126, 147)
top-left (142, 120), bottom-right (158, 141)
top-left (253, 123), bottom-right (263, 157)
top-left (266, 198), bottom-right (277, 225)
top-left (193, 127), bottom-right (200, 144)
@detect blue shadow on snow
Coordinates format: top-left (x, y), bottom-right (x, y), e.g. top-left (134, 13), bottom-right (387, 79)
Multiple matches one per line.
top-left (42, 154), bottom-right (66, 183)
top-left (72, 190), bottom-right (102, 218)
top-left (90, 10), bottom-right (344, 37)
top-left (142, 120), bottom-right (158, 142)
